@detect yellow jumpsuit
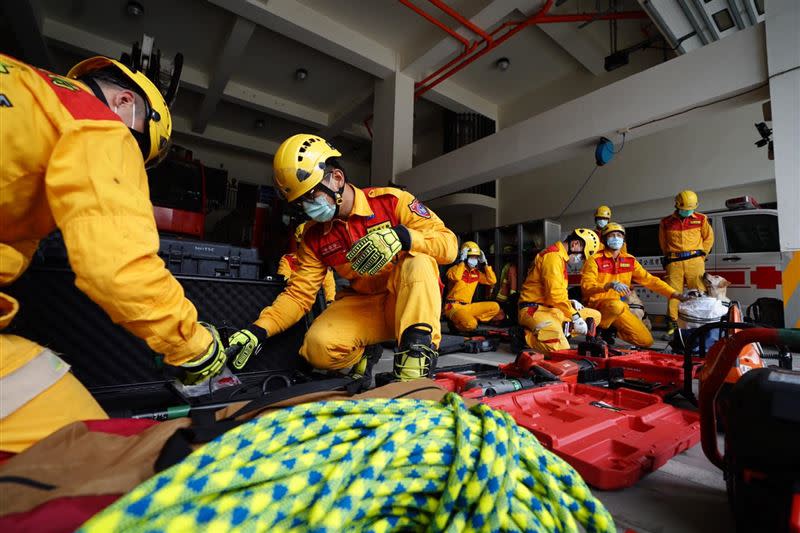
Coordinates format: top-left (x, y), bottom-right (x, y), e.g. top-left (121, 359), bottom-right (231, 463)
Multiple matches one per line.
top-left (278, 253), bottom-right (337, 303)
top-left (581, 249), bottom-right (677, 347)
top-left (517, 242), bottom-right (601, 352)
top-left (444, 262), bottom-right (500, 332)
top-left (495, 262), bottom-right (517, 303)
top-left (0, 55), bottom-right (211, 452)
top-left (659, 212), bottom-right (714, 321)
top-left (254, 186), bottom-right (457, 370)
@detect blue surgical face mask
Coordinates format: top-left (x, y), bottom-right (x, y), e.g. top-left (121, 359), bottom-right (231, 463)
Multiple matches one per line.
top-left (606, 236), bottom-right (624, 250)
top-left (302, 195), bottom-right (336, 222)
top-left (466, 258), bottom-right (479, 269)
top-left (678, 209), bottom-right (694, 218)
top-left (595, 218), bottom-right (609, 229)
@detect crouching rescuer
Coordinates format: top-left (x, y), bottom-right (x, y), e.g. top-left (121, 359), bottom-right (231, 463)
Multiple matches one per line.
top-left (228, 134), bottom-right (458, 381)
top-left (444, 241), bottom-right (503, 333)
top-left (516, 229), bottom-right (602, 352)
top-left (0, 54), bottom-right (227, 452)
top-left (581, 223), bottom-right (688, 347)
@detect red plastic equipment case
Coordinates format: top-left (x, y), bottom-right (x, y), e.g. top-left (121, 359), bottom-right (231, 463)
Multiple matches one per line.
top-left (607, 352), bottom-right (703, 396)
top-left (482, 383), bottom-right (700, 489)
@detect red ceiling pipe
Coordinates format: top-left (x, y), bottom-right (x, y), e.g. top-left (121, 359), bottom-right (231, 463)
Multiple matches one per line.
top-left (409, 0), bottom-right (650, 99)
top-left (397, 0), bottom-right (471, 50)
top-left (427, 0), bottom-right (493, 43)
top-left (415, 0), bottom-right (556, 97)
top-left (538, 11), bottom-right (650, 23)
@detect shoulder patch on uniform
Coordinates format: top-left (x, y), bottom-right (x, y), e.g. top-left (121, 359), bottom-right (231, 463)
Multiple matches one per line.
top-left (33, 68), bottom-right (121, 122)
top-left (408, 198), bottom-right (431, 219)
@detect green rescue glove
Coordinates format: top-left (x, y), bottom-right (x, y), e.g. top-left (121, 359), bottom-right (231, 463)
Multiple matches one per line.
top-left (346, 226), bottom-right (410, 275)
top-left (180, 323), bottom-right (226, 385)
top-left (227, 325), bottom-right (269, 370)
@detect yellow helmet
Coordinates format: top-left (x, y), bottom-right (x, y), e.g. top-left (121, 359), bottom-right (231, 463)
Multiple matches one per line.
top-left (461, 241), bottom-right (481, 256)
top-left (675, 190), bottom-right (698, 210)
top-left (273, 134), bottom-right (342, 202)
top-left (602, 222), bottom-right (626, 238)
top-left (294, 222), bottom-right (307, 244)
top-left (572, 228), bottom-right (601, 259)
top-left (68, 56), bottom-right (172, 167)
top-left (594, 205), bottom-right (612, 219)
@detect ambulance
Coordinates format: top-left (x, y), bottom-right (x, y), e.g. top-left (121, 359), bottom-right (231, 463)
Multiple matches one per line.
top-left (621, 196), bottom-right (783, 318)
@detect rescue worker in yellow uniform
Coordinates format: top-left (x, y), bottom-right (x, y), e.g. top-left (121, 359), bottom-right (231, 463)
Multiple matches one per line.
top-left (516, 229), bottom-right (602, 352)
top-left (0, 55), bottom-right (226, 453)
top-left (278, 223), bottom-right (336, 305)
top-left (659, 190), bottom-right (714, 336)
top-left (582, 223), bottom-right (687, 347)
top-left (593, 205), bottom-right (612, 241)
top-left (443, 242), bottom-right (503, 333)
top-left (227, 134), bottom-right (457, 381)
top-left (495, 259), bottom-right (518, 304)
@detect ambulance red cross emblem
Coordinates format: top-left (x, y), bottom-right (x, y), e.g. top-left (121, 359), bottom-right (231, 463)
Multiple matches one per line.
top-left (750, 266), bottom-right (782, 290)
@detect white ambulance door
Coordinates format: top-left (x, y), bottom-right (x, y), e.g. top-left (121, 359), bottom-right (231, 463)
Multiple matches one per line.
top-left (713, 211), bottom-right (783, 308)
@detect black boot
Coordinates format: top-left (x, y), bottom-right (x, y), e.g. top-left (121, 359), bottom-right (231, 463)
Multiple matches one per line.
top-left (394, 324), bottom-right (438, 381)
top-left (509, 326), bottom-right (526, 355)
top-left (350, 343), bottom-right (384, 389)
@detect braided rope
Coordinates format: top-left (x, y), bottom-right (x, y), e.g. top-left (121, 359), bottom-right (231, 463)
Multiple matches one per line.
top-left (80, 394), bottom-right (614, 532)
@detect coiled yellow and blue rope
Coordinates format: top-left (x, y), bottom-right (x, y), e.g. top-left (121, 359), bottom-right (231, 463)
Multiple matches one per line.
top-left (80, 393), bottom-right (614, 532)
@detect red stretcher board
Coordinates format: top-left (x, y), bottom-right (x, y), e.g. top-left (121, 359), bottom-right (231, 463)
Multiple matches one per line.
top-left (482, 383), bottom-right (700, 490)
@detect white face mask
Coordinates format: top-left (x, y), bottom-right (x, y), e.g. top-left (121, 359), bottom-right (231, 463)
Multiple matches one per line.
top-left (569, 254), bottom-right (584, 267)
top-left (466, 258), bottom-right (479, 269)
top-left (114, 101), bottom-right (136, 129)
top-left (595, 218), bottom-right (608, 229)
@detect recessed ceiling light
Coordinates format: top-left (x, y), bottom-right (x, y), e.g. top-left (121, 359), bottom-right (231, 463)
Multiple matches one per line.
top-left (295, 68), bottom-right (308, 81)
top-left (126, 1), bottom-right (144, 17)
top-left (495, 57), bottom-right (510, 71)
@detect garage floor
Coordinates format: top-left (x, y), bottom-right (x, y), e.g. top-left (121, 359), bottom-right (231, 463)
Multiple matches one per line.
top-left (373, 332), bottom-right (737, 533)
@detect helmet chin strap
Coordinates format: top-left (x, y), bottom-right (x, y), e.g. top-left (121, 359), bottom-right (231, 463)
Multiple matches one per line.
top-left (317, 181), bottom-right (345, 218)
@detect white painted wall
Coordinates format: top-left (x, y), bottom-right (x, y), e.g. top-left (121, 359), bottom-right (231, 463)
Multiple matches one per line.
top-left (499, 49), bottom-right (663, 129)
top-left (498, 101), bottom-right (775, 227)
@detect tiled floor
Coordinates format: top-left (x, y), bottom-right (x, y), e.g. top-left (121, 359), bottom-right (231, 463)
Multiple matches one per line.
top-left (374, 330), bottom-right (747, 533)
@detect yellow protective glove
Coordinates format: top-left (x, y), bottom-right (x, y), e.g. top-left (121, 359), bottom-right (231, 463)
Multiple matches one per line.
top-left (180, 323), bottom-right (227, 385)
top-left (227, 325), bottom-right (269, 370)
top-left (346, 226), bottom-right (406, 275)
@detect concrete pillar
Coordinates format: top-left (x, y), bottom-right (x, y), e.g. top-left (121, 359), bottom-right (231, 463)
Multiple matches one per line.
top-left (370, 72), bottom-right (414, 185)
top-left (766, 0), bottom-right (800, 327)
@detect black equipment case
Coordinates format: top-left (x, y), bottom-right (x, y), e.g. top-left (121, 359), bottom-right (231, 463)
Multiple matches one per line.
top-left (6, 234), bottom-right (314, 416)
top-left (158, 235), bottom-right (262, 280)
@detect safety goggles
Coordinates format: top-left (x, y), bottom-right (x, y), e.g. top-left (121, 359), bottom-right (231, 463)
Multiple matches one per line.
top-left (295, 173), bottom-right (334, 205)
